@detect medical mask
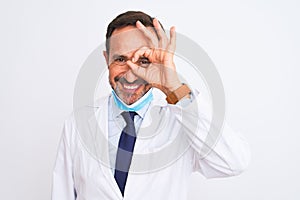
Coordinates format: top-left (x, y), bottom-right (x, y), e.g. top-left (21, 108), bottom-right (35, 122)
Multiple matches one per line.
top-left (112, 89), bottom-right (153, 111)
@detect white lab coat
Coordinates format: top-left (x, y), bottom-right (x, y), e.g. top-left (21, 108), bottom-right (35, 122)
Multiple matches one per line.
top-left (52, 91), bottom-right (250, 200)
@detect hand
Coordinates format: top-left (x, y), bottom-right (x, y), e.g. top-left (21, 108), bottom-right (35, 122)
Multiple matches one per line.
top-left (126, 18), bottom-right (182, 93)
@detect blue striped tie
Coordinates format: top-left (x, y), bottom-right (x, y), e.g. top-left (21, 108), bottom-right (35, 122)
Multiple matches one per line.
top-left (114, 111), bottom-right (137, 196)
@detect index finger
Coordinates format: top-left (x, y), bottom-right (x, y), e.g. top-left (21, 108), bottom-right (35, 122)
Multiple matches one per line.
top-left (153, 18), bottom-right (168, 48)
top-left (136, 20), bottom-right (158, 47)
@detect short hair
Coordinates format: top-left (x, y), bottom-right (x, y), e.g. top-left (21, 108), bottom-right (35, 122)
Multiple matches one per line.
top-left (105, 11), bottom-right (164, 54)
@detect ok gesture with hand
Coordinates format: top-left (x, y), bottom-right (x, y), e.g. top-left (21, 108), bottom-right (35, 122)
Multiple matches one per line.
top-left (126, 18), bottom-right (182, 93)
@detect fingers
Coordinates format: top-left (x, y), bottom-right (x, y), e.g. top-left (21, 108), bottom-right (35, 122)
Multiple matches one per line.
top-left (132, 47), bottom-right (152, 63)
top-left (153, 18), bottom-right (168, 48)
top-left (136, 19), bottom-right (176, 53)
top-left (136, 20), bottom-right (158, 46)
top-left (135, 19), bottom-right (176, 65)
top-left (132, 46), bottom-right (162, 65)
top-left (126, 60), bottom-right (147, 80)
top-left (168, 26), bottom-right (176, 52)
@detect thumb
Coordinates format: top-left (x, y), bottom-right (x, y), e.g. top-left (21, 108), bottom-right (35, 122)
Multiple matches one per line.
top-left (126, 60), bottom-right (147, 79)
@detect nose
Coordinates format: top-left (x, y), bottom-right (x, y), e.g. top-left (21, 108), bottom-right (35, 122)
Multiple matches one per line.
top-left (124, 69), bottom-right (138, 83)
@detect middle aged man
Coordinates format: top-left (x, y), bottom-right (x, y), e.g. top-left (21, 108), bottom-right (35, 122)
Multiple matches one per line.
top-left (52, 11), bottom-right (251, 200)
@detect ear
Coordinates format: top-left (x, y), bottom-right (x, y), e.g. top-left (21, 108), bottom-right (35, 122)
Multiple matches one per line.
top-left (103, 50), bottom-right (109, 67)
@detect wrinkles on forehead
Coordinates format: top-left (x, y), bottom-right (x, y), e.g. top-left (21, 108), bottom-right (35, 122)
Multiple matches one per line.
top-left (108, 26), bottom-right (158, 61)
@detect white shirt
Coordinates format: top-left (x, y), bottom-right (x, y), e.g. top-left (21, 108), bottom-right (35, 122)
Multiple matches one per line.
top-left (52, 88), bottom-right (251, 200)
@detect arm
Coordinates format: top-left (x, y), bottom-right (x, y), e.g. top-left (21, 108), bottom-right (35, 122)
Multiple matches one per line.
top-left (177, 92), bottom-right (251, 178)
top-left (126, 18), bottom-right (250, 178)
top-left (191, 122), bottom-right (251, 178)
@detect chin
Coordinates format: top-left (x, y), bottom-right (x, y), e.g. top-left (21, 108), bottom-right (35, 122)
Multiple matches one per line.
top-left (123, 96), bottom-right (139, 105)
top-left (115, 88), bottom-right (145, 105)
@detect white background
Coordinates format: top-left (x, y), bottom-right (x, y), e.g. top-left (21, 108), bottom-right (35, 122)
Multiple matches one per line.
top-left (1, 0), bottom-right (299, 199)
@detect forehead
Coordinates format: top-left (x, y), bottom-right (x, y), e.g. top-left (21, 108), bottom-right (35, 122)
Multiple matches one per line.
top-left (109, 26), bottom-right (154, 57)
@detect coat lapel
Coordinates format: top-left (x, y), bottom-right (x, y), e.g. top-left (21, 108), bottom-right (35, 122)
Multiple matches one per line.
top-left (87, 97), bottom-right (123, 199)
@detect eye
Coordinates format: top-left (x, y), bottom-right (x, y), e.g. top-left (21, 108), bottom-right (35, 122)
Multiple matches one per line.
top-left (114, 56), bottom-right (127, 65)
top-left (138, 57), bottom-right (151, 67)
top-left (116, 57), bottom-right (125, 62)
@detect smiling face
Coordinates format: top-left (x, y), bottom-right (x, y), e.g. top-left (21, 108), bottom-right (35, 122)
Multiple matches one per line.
top-left (104, 26), bottom-right (156, 105)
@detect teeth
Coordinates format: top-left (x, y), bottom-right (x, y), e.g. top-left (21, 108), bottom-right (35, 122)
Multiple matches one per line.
top-left (123, 84), bottom-right (139, 90)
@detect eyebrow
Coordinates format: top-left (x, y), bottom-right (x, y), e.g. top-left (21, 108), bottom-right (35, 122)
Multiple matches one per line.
top-left (112, 54), bottom-right (129, 60)
top-left (138, 56), bottom-right (149, 60)
top-left (111, 54), bottom-right (150, 62)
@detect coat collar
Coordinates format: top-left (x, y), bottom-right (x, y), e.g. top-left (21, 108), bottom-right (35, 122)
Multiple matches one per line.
top-left (83, 88), bottom-right (168, 198)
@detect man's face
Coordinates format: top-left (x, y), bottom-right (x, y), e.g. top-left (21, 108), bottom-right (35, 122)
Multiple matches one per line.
top-left (104, 26), bottom-right (156, 105)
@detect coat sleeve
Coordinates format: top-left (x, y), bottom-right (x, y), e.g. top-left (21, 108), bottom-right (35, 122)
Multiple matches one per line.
top-left (175, 91), bottom-right (251, 178)
top-left (51, 119), bottom-right (77, 200)
top-left (191, 121), bottom-right (251, 178)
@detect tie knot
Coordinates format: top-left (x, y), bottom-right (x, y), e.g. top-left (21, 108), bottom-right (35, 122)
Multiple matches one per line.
top-left (121, 111), bottom-right (136, 125)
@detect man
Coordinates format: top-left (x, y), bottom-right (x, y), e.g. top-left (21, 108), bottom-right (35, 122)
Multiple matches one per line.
top-left (52, 11), bottom-right (250, 200)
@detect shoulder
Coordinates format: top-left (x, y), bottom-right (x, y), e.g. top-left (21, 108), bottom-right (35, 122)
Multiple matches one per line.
top-left (62, 95), bottom-right (110, 143)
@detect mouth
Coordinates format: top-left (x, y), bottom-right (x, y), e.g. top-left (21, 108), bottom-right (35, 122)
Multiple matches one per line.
top-left (121, 83), bottom-right (142, 93)
top-left (115, 76), bottom-right (147, 94)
